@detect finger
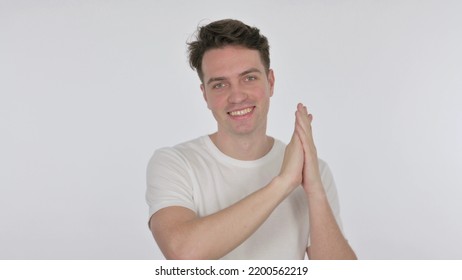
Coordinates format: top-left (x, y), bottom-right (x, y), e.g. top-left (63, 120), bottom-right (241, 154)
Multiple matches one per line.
top-left (303, 105), bottom-right (309, 115)
top-left (296, 103), bottom-right (312, 119)
top-left (296, 124), bottom-right (318, 162)
top-left (295, 113), bottom-right (316, 151)
top-left (296, 110), bottom-right (313, 135)
top-left (295, 122), bottom-right (311, 149)
top-left (297, 103), bottom-right (310, 115)
top-left (303, 106), bottom-right (313, 122)
top-left (289, 112), bottom-right (304, 147)
top-left (290, 128), bottom-right (300, 146)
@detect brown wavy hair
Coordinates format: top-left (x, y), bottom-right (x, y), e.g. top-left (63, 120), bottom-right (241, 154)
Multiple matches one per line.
top-left (188, 19), bottom-right (270, 82)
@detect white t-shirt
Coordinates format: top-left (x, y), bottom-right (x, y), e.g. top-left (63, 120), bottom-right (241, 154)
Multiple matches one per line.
top-left (146, 135), bottom-right (343, 259)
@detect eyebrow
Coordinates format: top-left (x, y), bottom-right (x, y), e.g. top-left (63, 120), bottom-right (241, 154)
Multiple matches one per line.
top-left (206, 68), bottom-right (262, 85)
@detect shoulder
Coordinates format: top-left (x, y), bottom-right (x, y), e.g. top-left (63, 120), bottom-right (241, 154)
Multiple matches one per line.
top-left (317, 158), bottom-right (329, 173)
top-left (148, 136), bottom-right (208, 168)
top-left (271, 137), bottom-right (287, 154)
top-left (151, 136), bottom-right (206, 157)
top-left (317, 158), bottom-right (335, 183)
top-left (272, 137), bottom-right (286, 147)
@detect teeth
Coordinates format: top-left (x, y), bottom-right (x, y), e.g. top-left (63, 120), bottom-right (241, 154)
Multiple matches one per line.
top-left (229, 107), bottom-right (253, 116)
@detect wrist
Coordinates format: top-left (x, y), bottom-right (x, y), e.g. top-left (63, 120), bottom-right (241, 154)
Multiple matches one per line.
top-left (303, 181), bottom-right (327, 199)
top-left (273, 175), bottom-right (298, 195)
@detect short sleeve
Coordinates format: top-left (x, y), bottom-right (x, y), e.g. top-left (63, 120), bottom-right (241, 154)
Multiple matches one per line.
top-left (145, 148), bottom-right (196, 222)
top-left (318, 159), bottom-right (344, 231)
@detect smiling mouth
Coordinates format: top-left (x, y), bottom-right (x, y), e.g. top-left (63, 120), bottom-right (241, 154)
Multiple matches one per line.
top-left (228, 106), bottom-right (255, 117)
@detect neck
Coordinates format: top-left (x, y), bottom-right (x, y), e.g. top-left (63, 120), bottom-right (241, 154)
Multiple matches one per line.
top-left (209, 131), bottom-right (274, 161)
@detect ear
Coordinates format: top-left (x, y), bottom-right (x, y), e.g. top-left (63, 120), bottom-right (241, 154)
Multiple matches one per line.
top-left (200, 83), bottom-right (208, 103)
top-left (267, 69), bottom-right (275, 97)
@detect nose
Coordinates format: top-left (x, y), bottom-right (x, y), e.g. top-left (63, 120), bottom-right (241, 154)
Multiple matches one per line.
top-left (227, 84), bottom-right (248, 104)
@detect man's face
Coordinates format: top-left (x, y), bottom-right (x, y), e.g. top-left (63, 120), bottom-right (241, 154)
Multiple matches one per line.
top-left (200, 45), bottom-right (275, 138)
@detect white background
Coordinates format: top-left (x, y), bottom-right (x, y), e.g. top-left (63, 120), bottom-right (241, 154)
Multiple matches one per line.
top-left (1, 0), bottom-right (461, 259)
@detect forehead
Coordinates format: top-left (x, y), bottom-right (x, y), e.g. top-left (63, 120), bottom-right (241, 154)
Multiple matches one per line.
top-left (201, 46), bottom-right (264, 79)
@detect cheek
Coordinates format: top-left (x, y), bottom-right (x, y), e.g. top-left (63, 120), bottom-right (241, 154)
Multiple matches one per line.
top-left (253, 87), bottom-right (272, 101)
top-left (250, 82), bottom-right (272, 98)
top-left (205, 94), bottom-right (226, 110)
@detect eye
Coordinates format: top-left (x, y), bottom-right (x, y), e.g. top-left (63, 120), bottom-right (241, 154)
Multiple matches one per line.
top-left (245, 75), bottom-right (257, 82)
top-left (212, 82), bottom-right (227, 89)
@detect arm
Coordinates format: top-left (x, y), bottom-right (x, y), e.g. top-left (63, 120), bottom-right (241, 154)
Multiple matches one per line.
top-left (295, 103), bottom-right (357, 260)
top-left (149, 131), bottom-right (304, 260)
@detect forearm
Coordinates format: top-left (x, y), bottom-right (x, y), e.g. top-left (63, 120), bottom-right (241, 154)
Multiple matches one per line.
top-left (306, 185), bottom-right (357, 260)
top-left (154, 176), bottom-right (293, 259)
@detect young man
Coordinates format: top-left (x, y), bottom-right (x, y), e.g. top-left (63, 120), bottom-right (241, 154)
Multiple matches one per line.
top-left (146, 19), bottom-right (356, 260)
